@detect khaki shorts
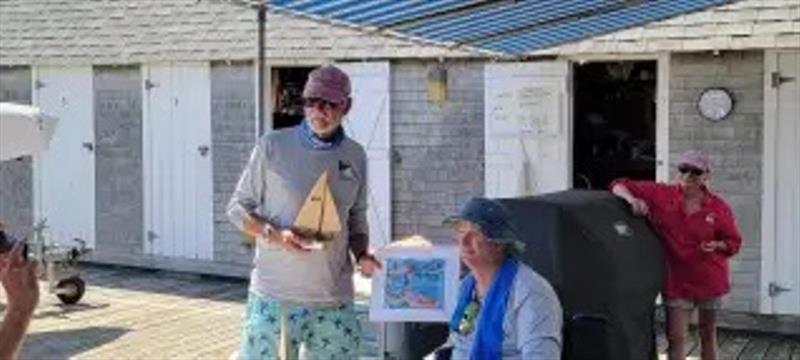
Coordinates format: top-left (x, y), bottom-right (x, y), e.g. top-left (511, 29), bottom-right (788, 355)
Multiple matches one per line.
top-left (665, 297), bottom-right (722, 311)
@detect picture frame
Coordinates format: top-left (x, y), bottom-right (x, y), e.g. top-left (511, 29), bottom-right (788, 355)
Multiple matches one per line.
top-left (369, 245), bottom-right (460, 322)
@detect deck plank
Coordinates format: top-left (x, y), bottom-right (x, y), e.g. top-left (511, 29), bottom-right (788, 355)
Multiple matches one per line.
top-left (738, 336), bottom-right (775, 360)
top-left (764, 338), bottom-right (795, 360)
top-left (789, 339), bottom-right (800, 360)
top-left (688, 331), bottom-right (729, 358)
top-left (719, 333), bottom-right (751, 360)
top-left (656, 328), bottom-right (669, 354)
top-left (684, 329), bottom-right (699, 357)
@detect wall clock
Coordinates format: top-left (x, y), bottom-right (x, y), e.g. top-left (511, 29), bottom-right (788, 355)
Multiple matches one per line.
top-left (697, 87), bottom-right (734, 122)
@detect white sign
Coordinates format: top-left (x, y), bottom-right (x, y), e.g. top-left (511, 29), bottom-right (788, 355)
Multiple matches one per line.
top-left (370, 245), bottom-right (460, 322)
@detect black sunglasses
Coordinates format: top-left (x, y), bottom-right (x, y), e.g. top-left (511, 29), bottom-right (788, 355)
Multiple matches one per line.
top-left (678, 166), bottom-right (705, 176)
top-left (302, 97), bottom-right (341, 110)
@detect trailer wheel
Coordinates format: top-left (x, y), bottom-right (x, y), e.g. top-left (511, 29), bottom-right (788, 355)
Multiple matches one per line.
top-left (56, 277), bottom-right (85, 305)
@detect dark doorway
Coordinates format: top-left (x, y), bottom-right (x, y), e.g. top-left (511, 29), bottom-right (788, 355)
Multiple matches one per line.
top-left (272, 67), bottom-right (313, 129)
top-left (573, 61), bottom-right (657, 190)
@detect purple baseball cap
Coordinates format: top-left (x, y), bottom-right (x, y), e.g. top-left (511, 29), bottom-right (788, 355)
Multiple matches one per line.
top-left (303, 65), bottom-right (351, 104)
top-left (677, 150), bottom-right (712, 173)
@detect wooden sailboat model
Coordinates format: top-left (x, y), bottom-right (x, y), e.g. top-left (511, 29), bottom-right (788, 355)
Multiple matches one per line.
top-left (291, 170), bottom-right (341, 247)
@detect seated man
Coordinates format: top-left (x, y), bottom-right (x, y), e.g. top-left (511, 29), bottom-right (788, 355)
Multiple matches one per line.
top-left (443, 197), bottom-right (563, 360)
top-left (0, 226), bottom-right (39, 360)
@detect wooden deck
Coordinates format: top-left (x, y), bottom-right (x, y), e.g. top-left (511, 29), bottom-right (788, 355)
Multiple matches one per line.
top-left (656, 328), bottom-right (800, 360)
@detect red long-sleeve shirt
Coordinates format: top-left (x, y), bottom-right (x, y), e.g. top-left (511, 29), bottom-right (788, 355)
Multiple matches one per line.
top-left (611, 179), bottom-right (743, 300)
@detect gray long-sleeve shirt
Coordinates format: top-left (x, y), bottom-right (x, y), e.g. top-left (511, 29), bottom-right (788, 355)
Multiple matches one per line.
top-left (226, 126), bottom-right (369, 305)
top-left (450, 263), bottom-right (563, 360)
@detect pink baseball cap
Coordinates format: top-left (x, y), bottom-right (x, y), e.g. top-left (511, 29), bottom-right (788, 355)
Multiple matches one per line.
top-left (302, 65), bottom-right (351, 104)
top-left (677, 150), bottom-right (712, 172)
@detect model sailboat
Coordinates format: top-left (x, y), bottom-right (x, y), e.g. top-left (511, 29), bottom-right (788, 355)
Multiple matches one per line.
top-left (292, 170), bottom-right (341, 247)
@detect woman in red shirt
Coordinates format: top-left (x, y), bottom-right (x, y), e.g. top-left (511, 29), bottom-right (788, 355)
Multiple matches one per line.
top-left (611, 150), bottom-right (742, 360)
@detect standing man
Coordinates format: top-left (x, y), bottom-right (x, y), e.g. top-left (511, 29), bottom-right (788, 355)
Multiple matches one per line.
top-left (227, 65), bottom-right (381, 360)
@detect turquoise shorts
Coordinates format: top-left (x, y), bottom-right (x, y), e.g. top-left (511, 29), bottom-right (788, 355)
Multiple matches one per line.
top-left (238, 292), bottom-right (361, 360)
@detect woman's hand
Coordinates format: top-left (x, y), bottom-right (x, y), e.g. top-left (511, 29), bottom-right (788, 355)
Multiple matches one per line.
top-left (628, 198), bottom-right (650, 216)
top-left (612, 183), bottom-right (649, 216)
top-left (700, 241), bottom-right (726, 253)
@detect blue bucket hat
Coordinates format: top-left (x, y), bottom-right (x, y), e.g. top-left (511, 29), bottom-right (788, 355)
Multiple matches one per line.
top-left (444, 197), bottom-right (520, 246)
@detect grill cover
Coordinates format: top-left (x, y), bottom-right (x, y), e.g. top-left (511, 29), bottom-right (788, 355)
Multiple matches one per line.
top-left (497, 190), bottom-right (663, 360)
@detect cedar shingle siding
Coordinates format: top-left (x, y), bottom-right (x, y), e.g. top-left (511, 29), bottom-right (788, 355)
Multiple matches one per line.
top-left (0, 0), bottom-right (475, 66)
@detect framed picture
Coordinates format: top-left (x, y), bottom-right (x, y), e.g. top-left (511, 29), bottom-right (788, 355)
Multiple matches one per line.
top-left (369, 245), bottom-right (460, 322)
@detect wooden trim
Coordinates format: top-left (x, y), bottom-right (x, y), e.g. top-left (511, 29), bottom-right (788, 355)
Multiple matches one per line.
top-left (253, 62), bottom-right (272, 137)
top-left (31, 66), bottom-right (42, 226)
top-left (656, 52), bottom-right (670, 182)
top-left (566, 62), bottom-right (575, 186)
top-left (760, 50), bottom-right (778, 314)
top-left (562, 52), bottom-right (669, 182)
top-left (564, 53), bottom-right (660, 62)
top-left (141, 63), bottom-right (152, 256)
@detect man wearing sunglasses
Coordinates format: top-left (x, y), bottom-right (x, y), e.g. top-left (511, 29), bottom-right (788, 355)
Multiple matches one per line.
top-left (227, 65), bottom-right (381, 359)
top-left (611, 150), bottom-right (742, 360)
top-left (443, 197), bottom-right (562, 360)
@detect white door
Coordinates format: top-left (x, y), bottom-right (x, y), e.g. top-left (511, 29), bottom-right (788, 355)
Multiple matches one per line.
top-left (337, 62), bottom-right (392, 249)
top-left (143, 63), bottom-right (213, 260)
top-left (484, 62), bottom-right (571, 197)
top-left (762, 51), bottom-right (800, 314)
top-left (33, 66), bottom-right (96, 248)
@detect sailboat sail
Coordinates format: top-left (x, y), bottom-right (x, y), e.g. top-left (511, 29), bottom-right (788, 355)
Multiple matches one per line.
top-left (293, 170), bottom-right (341, 243)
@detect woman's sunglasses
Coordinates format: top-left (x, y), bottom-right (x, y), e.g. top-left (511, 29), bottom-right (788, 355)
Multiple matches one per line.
top-left (302, 97), bottom-right (341, 111)
top-left (678, 166), bottom-right (705, 176)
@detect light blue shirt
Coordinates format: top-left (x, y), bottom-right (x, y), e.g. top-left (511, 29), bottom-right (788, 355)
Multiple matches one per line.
top-left (450, 263), bottom-right (563, 360)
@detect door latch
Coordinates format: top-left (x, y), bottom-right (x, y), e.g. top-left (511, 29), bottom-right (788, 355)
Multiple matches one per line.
top-left (82, 142), bottom-right (94, 152)
top-left (771, 72), bottom-right (796, 88)
top-left (147, 230), bottom-right (159, 242)
top-left (144, 79), bottom-right (158, 90)
top-left (198, 145), bottom-right (210, 157)
top-left (768, 282), bottom-right (792, 297)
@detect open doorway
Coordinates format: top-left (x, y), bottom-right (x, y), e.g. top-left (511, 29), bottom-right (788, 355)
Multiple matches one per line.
top-left (271, 67), bottom-right (314, 129)
top-left (573, 61), bottom-right (657, 190)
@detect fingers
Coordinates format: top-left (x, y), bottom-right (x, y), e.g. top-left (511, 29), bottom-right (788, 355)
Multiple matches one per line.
top-left (24, 259), bottom-right (39, 283)
top-left (367, 255), bottom-right (383, 269)
top-left (1, 241), bottom-right (29, 273)
top-left (263, 229), bottom-right (318, 252)
top-left (279, 230), bottom-right (311, 252)
top-left (358, 255), bottom-right (383, 278)
top-left (10, 240), bottom-right (26, 267)
top-left (632, 200), bottom-right (649, 216)
top-left (700, 242), bottom-right (716, 253)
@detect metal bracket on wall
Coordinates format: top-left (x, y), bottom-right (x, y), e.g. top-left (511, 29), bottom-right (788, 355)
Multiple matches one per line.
top-left (771, 72), bottom-right (795, 88)
top-left (144, 79), bottom-right (158, 91)
top-left (768, 282), bottom-right (792, 297)
top-left (391, 149), bottom-right (402, 165)
top-left (147, 230), bottom-right (159, 243)
top-left (34, 80), bottom-right (45, 90)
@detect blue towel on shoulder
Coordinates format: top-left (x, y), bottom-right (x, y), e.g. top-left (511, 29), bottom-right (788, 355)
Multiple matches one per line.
top-left (449, 257), bottom-right (519, 359)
